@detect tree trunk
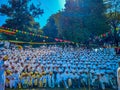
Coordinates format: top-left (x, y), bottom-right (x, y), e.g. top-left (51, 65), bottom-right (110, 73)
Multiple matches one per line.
top-left (113, 25), bottom-right (119, 47)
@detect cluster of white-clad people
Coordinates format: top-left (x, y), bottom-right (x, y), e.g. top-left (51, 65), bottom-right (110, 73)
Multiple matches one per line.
top-left (0, 41), bottom-right (120, 90)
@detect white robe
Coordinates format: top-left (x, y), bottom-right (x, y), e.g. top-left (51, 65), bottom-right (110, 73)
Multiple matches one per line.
top-left (0, 61), bottom-right (5, 90)
top-left (117, 67), bottom-right (120, 90)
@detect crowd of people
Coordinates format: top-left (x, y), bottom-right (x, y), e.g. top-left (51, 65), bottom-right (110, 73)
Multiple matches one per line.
top-left (0, 41), bottom-right (119, 90)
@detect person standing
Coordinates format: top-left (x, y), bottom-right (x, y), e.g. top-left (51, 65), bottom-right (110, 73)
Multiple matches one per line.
top-left (117, 60), bottom-right (120, 90)
top-left (62, 70), bottom-right (69, 88)
top-left (56, 70), bottom-right (62, 87)
top-left (48, 72), bottom-right (55, 88)
top-left (0, 55), bottom-right (8, 90)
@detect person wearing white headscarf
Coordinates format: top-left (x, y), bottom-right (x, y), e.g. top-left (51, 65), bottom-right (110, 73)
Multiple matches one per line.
top-left (0, 55), bottom-right (8, 90)
top-left (117, 60), bottom-right (120, 90)
top-left (47, 71), bottom-right (55, 88)
top-left (0, 59), bottom-right (5, 90)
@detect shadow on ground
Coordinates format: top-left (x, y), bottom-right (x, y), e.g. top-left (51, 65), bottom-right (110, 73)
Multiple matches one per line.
top-left (6, 88), bottom-right (117, 90)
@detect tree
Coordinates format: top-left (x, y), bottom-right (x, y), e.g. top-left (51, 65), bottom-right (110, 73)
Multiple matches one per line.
top-left (0, 0), bottom-right (44, 41)
top-left (43, 14), bottom-right (58, 39)
top-left (55, 0), bottom-right (110, 43)
top-left (104, 0), bottom-right (120, 46)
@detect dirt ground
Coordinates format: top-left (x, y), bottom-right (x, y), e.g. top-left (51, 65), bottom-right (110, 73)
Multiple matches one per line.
top-left (6, 87), bottom-right (116, 90)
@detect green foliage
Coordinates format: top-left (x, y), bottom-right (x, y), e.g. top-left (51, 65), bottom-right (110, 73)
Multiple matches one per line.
top-left (104, 0), bottom-right (120, 46)
top-left (0, 0), bottom-right (44, 41)
top-left (51, 0), bottom-right (110, 43)
top-left (43, 14), bottom-right (58, 38)
top-left (104, 0), bottom-right (120, 26)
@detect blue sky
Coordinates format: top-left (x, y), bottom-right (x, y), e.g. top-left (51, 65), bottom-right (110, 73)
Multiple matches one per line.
top-left (0, 0), bottom-right (66, 28)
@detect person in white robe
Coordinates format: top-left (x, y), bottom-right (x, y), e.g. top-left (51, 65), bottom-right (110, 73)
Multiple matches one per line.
top-left (117, 60), bottom-right (120, 90)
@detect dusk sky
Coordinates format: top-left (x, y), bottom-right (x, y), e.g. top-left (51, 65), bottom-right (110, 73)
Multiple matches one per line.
top-left (0, 0), bottom-right (66, 28)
